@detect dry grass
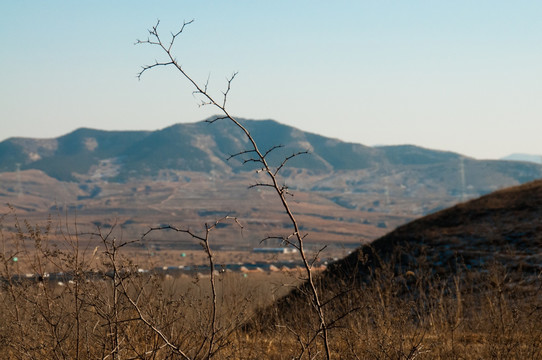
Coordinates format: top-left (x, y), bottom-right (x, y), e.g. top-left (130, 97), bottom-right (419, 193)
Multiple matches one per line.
top-left (1, 212), bottom-right (541, 359)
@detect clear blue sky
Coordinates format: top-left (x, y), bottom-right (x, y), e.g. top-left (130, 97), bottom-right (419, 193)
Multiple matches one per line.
top-left (1, 1), bottom-right (541, 159)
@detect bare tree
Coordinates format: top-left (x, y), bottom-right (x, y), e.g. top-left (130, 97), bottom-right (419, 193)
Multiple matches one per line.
top-left (141, 216), bottom-right (243, 359)
top-left (136, 19), bottom-right (332, 359)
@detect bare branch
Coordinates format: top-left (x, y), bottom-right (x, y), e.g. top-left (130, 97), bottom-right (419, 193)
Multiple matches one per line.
top-left (168, 19), bottom-right (195, 52)
top-left (229, 216), bottom-right (244, 230)
top-left (135, 19), bottom-right (193, 80)
top-left (143, 224), bottom-right (205, 242)
top-left (137, 61), bottom-right (175, 80)
top-left (206, 215), bottom-right (243, 232)
top-left (227, 149), bottom-right (257, 161)
top-left (248, 183), bottom-right (275, 190)
top-left (263, 144), bottom-right (284, 159)
top-left (137, 20), bottom-right (331, 359)
top-left (222, 72), bottom-right (238, 109)
top-left (205, 116), bottom-right (229, 124)
top-left (259, 233), bottom-right (300, 250)
top-left (274, 150), bottom-right (309, 176)
top-left (204, 72), bottom-right (211, 93)
top-left (310, 245), bottom-right (328, 267)
top-left (243, 157), bottom-right (263, 165)
top-left (277, 325), bottom-right (307, 356)
top-left (117, 278), bottom-right (191, 360)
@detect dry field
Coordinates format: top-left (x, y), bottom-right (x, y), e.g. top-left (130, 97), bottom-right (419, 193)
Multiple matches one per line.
top-left (1, 210), bottom-right (541, 359)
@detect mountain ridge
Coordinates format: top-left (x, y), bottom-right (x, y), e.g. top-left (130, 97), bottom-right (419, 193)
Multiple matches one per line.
top-left (501, 153), bottom-right (542, 164)
top-left (2, 118), bottom-right (541, 187)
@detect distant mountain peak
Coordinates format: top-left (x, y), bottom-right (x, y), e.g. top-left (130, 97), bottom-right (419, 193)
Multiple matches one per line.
top-left (501, 153), bottom-right (542, 164)
top-left (0, 118), bottom-right (540, 190)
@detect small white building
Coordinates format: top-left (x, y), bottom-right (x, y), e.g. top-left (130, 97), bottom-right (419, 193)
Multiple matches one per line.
top-left (253, 247), bottom-right (298, 254)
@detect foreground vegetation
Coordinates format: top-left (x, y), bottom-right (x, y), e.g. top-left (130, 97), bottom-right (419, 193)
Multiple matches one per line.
top-left (1, 213), bottom-right (540, 359)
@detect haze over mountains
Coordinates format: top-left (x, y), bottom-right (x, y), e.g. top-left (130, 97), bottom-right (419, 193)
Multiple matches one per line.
top-left (1, 118), bottom-right (541, 250)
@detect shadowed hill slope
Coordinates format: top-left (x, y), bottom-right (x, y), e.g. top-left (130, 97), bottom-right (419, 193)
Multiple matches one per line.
top-left (257, 179), bottom-right (542, 330)
top-left (331, 178), bottom-right (542, 279)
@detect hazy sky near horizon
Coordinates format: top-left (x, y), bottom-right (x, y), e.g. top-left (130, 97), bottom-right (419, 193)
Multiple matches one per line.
top-left (1, 1), bottom-right (541, 160)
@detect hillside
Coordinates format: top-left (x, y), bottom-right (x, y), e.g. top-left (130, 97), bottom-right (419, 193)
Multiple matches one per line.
top-left (331, 178), bottom-right (542, 279)
top-left (259, 179), bottom-right (542, 329)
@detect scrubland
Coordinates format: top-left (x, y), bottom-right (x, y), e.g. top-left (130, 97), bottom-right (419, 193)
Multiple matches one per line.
top-left (1, 211), bottom-right (540, 359)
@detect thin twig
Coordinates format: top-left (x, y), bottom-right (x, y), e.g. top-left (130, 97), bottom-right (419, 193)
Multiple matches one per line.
top-left (136, 20), bottom-right (332, 359)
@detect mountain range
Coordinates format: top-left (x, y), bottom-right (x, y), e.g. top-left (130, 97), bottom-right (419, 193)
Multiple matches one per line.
top-left (501, 153), bottom-right (542, 164)
top-left (1, 118), bottom-right (541, 250)
top-left (1, 118), bottom-right (541, 187)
